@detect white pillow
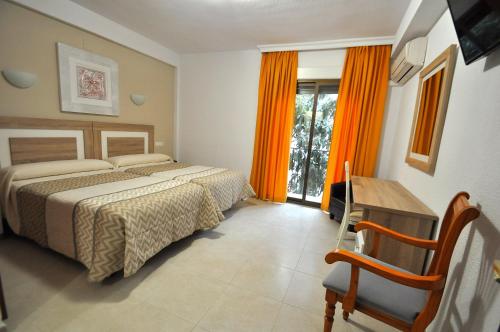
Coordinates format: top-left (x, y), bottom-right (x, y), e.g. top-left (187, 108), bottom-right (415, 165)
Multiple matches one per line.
top-left (106, 153), bottom-right (171, 168)
top-left (2, 159), bottom-right (114, 181)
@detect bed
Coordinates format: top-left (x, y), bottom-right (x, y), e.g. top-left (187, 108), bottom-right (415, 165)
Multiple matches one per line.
top-left (117, 159), bottom-right (255, 212)
top-left (0, 117), bottom-right (222, 282)
top-left (92, 123), bottom-right (255, 212)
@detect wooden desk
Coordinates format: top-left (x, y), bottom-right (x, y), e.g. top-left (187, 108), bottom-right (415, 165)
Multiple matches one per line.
top-left (352, 176), bottom-right (438, 274)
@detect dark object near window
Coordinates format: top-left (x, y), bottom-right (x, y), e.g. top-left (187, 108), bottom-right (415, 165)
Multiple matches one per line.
top-left (329, 181), bottom-right (354, 222)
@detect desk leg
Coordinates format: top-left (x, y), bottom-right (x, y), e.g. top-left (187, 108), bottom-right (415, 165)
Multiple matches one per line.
top-left (356, 209), bottom-right (370, 253)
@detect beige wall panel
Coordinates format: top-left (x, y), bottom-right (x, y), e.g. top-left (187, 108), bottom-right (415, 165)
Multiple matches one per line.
top-left (0, 1), bottom-right (175, 155)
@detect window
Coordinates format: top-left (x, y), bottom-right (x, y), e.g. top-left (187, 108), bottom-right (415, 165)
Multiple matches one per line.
top-left (287, 80), bottom-right (339, 206)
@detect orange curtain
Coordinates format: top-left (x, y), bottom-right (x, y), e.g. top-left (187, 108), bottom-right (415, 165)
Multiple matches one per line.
top-left (321, 46), bottom-right (391, 211)
top-left (250, 51), bottom-right (298, 203)
top-left (411, 69), bottom-right (444, 155)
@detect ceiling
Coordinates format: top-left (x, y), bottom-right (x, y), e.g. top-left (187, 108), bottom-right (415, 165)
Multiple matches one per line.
top-left (70, 0), bottom-right (411, 54)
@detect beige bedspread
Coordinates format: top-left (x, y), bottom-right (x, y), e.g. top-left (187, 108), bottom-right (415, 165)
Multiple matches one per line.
top-left (3, 171), bottom-right (222, 282)
top-left (123, 162), bottom-right (255, 211)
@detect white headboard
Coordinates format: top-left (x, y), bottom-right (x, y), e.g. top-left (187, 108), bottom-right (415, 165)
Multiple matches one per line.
top-left (92, 122), bottom-right (154, 159)
top-left (0, 117), bottom-right (94, 167)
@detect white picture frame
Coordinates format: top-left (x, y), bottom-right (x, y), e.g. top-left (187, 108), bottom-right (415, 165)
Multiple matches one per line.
top-left (57, 42), bottom-right (119, 116)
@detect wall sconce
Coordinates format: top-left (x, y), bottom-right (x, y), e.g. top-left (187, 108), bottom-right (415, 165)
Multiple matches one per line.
top-left (130, 94), bottom-right (146, 106)
top-left (2, 68), bottom-right (38, 89)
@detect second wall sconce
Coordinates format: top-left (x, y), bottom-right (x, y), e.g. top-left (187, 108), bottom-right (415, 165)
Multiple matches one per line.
top-left (2, 68), bottom-right (38, 89)
top-left (130, 94), bottom-right (146, 106)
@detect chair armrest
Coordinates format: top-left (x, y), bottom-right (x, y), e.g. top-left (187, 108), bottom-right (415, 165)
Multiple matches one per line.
top-left (355, 221), bottom-right (438, 250)
top-left (325, 249), bottom-right (445, 290)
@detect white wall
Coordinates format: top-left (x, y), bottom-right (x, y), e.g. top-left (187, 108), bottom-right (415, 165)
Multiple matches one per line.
top-left (178, 50), bottom-right (261, 177)
top-left (178, 49), bottom-right (346, 177)
top-left (298, 49), bottom-right (346, 79)
top-left (378, 10), bottom-right (500, 331)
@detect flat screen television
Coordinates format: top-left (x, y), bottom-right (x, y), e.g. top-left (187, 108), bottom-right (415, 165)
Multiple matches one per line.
top-left (447, 0), bottom-right (500, 65)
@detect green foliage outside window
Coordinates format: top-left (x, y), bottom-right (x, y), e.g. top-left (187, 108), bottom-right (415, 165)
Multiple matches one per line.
top-left (288, 93), bottom-right (336, 199)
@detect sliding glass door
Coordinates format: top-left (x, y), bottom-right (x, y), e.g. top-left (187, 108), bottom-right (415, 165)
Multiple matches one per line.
top-left (287, 80), bottom-right (339, 206)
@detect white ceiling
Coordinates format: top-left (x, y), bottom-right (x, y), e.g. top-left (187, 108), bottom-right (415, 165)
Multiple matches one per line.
top-left (69, 0), bottom-right (411, 54)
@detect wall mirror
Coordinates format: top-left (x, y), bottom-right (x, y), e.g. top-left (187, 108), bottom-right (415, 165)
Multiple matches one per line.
top-left (406, 44), bottom-right (458, 174)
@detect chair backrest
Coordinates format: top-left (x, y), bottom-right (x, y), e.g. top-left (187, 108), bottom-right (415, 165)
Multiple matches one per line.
top-left (427, 192), bottom-right (480, 276)
top-left (345, 162), bottom-right (351, 213)
top-left (335, 161), bottom-right (351, 250)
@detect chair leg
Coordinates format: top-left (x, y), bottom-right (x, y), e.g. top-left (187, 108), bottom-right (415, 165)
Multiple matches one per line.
top-left (324, 301), bottom-right (336, 332)
top-left (342, 311), bottom-right (349, 321)
top-left (0, 275), bottom-right (7, 320)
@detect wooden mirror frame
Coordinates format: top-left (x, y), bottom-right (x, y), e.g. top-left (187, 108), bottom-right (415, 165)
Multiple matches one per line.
top-left (406, 44), bottom-right (458, 174)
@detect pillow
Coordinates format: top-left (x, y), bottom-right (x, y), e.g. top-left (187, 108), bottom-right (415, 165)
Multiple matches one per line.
top-left (106, 153), bottom-right (171, 168)
top-left (3, 159), bottom-right (114, 181)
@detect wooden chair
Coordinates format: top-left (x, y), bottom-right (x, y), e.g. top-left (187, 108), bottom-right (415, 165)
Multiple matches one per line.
top-left (322, 192), bottom-right (480, 332)
top-left (334, 161), bottom-right (363, 251)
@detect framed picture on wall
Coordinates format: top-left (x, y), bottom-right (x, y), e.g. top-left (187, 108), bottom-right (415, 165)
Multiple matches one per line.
top-left (57, 42), bottom-right (119, 116)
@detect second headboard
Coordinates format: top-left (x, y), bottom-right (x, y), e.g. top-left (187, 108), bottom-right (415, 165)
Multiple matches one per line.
top-left (93, 122), bottom-right (154, 159)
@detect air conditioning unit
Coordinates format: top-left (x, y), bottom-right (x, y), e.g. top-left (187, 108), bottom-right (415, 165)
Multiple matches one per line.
top-left (391, 37), bottom-right (428, 85)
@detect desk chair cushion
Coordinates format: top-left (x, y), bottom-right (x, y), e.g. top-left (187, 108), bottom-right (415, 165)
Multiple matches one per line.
top-left (323, 253), bottom-right (428, 324)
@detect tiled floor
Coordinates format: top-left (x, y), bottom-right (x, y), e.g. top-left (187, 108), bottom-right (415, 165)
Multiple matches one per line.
top-left (0, 199), bottom-right (397, 332)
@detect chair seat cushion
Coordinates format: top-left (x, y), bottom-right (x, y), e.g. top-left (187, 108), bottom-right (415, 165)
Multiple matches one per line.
top-left (322, 253), bottom-right (428, 324)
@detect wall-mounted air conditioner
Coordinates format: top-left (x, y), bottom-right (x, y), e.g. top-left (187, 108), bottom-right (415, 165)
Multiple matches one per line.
top-left (391, 37), bottom-right (428, 85)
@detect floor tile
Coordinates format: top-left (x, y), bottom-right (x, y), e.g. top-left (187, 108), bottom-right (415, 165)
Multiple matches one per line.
top-left (296, 250), bottom-right (333, 278)
top-left (283, 271), bottom-right (326, 316)
top-left (50, 296), bottom-right (144, 332)
top-left (197, 286), bottom-right (281, 332)
top-left (263, 228), bottom-right (309, 251)
top-left (230, 261), bottom-right (294, 301)
top-left (191, 326), bottom-right (211, 332)
top-left (303, 233), bottom-right (337, 255)
top-left (169, 245), bottom-right (248, 284)
top-left (133, 265), bottom-right (228, 323)
top-left (272, 303), bottom-right (323, 332)
top-left (248, 242), bottom-right (303, 270)
top-left (108, 301), bottom-right (195, 332)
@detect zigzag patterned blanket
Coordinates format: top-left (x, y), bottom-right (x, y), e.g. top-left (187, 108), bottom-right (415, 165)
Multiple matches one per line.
top-left (15, 172), bottom-right (222, 282)
top-left (124, 163), bottom-right (256, 211)
top-left (16, 172), bottom-right (141, 247)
